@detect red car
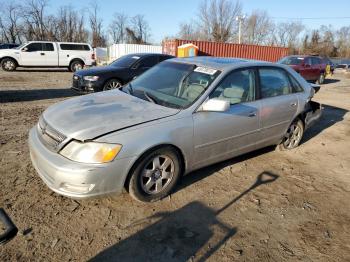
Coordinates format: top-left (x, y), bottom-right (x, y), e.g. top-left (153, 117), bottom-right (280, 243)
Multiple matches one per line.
top-left (278, 55), bottom-right (326, 84)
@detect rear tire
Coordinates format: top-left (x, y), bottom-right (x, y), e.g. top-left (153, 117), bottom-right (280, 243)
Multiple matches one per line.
top-left (1, 58), bottom-right (17, 71)
top-left (317, 73), bottom-right (325, 85)
top-left (128, 147), bottom-right (181, 202)
top-left (69, 60), bottom-right (84, 72)
top-left (277, 119), bottom-right (304, 150)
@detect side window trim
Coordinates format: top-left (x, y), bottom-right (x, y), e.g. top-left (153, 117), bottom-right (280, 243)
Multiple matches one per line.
top-left (208, 67), bottom-right (257, 105)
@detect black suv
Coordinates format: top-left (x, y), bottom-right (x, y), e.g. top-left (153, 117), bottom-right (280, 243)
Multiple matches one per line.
top-left (72, 53), bottom-right (174, 93)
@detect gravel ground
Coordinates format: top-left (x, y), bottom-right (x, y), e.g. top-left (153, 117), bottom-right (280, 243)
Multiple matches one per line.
top-left (0, 68), bottom-right (349, 261)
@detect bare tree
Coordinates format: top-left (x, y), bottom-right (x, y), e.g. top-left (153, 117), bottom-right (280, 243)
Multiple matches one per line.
top-left (336, 26), bottom-right (350, 58)
top-left (0, 2), bottom-right (24, 43)
top-left (22, 0), bottom-right (49, 40)
top-left (55, 6), bottom-right (88, 42)
top-left (243, 10), bottom-right (274, 45)
top-left (126, 15), bottom-right (150, 44)
top-left (89, 2), bottom-right (106, 47)
top-left (197, 0), bottom-right (242, 42)
top-left (275, 21), bottom-right (304, 49)
top-left (108, 13), bottom-right (128, 43)
top-left (177, 21), bottom-right (202, 40)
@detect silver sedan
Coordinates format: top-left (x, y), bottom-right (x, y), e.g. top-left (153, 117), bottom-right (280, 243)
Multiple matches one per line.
top-left (29, 57), bottom-right (321, 202)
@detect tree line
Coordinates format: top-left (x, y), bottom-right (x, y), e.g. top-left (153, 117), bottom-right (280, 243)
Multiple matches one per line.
top-left (177, 0), bottom-right (350, 58)
top-left (0, 0), bottom-right (151, 47)
top-left (1, 0), bottom-right (350, 58)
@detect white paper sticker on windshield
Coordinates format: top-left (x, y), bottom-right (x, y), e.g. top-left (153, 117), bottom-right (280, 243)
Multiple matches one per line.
top-left (194, 67), bottom-right (217, 75)
top-left (132, 56), bottom-right (140, 59)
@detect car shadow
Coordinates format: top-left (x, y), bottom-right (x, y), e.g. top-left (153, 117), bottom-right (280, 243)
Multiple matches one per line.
top-left (323, 78), bottom-right (340, 84)
top-left (302, 104), bottom-right (348, 144)
top-left (177, 146), bottom-right (275, 193)
top-left (89, 172), bottom-right (279, 262)
top-left (0, 88), bottom-right (78, 103)
top-left (14, 68), bottom-right (70, 73)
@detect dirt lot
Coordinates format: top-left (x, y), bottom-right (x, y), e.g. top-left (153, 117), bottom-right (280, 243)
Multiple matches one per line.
top-left (0, 68), bottom-right (349, 261)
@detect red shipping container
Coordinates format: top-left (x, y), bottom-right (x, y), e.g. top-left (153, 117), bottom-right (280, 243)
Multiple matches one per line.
top-left (162, 39), bottom-right (289, 62)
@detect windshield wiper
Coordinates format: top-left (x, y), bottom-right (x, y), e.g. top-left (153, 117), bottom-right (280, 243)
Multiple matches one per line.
top-left (143, 90), bottom-right (159, 104)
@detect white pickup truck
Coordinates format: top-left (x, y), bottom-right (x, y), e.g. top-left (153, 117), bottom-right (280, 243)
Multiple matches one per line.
top-left (0, 41), bottom-right (95, 72)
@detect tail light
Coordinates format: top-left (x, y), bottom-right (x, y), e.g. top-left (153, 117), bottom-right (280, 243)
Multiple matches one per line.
top-left (91, 53), bottom-right (95, 60)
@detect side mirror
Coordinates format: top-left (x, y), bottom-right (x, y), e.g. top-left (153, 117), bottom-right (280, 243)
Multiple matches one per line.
top-left (21, 47), bottom-right (28, 52)
top-left (199, 98), bottom-right (230, 112)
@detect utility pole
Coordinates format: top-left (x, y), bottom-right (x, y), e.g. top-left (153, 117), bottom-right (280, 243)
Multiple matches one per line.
top-left (235, 15), bottom-right (245, 44)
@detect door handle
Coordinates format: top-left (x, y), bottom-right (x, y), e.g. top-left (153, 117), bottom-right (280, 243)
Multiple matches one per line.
top-left (290, 102), bottom-right (297, 107)
top-left (248, 112), bottom-right (257, 117)
top-left (40, 53), bottom-right (45, 56)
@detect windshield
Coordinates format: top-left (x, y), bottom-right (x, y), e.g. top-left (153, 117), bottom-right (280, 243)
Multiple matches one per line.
top-left (14, 43), bottom-right (26, 50)
top-left (110, 54), bottom-right (141, 68)
top-left (124, 61), bottom-right (220, 109)
top-left (279, 57), bottom-right (304, 65)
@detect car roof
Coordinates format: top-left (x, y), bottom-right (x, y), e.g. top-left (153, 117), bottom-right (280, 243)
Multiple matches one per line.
top-left (126, 53), bottom-right (174, 57)
top-left (168, 56), bottom-right (272, 71)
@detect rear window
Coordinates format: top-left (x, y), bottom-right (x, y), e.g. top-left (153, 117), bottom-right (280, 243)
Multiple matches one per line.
top-left (60, 44), bottom-right (91, 51)
top-left (279, 57), bottom-right (304, 65)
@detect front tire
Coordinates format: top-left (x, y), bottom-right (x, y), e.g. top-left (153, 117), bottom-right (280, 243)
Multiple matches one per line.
top-left (128, 147), bottom-right (181, 202)
top-left (278, 119), bottom-right (304, 150)
top-left (1, 58), bottom-right (17, 71)
top-left (103, 79), bottom-right (122, 91)
top-left (69, 60), bottom-right (84, 72)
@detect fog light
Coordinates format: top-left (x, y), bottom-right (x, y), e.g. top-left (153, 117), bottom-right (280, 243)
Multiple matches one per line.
top-left (60, 183), bottom-right (95, 194)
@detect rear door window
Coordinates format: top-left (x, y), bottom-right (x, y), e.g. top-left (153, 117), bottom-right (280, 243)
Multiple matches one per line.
top-left (288, 75), bottom-right (304, 93)
top-left (258, 68), bottom-right (292, 98)
top-left (43, 43), bottom-right (54, 51)
top-left (304, 57), bottom-right (312, 66)
top-left (311, 57), bottom-right (321, 65)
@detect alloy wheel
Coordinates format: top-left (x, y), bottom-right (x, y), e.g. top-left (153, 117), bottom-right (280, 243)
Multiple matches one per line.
top-left (283, 123), bottom-right (302, 149)
top-left (4, 61), bottom-right (15, 70)
top-left (140, 155), bottom-right (175, 194)
top-left (104, 80), bottom-right (122, 90)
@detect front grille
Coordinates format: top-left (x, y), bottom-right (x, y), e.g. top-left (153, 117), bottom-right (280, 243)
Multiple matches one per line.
top-left (37, 116), bottom-right (66, 151)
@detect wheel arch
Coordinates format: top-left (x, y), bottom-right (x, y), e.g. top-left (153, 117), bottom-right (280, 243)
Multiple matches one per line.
top-left (103, 77), bottom-right (124, 87)
top-left (0, 56), bottom-right (19, 66)
top-left (123, 143), bottom-right (186, 190)
top-left (69, 58), bottom-right (85, 66)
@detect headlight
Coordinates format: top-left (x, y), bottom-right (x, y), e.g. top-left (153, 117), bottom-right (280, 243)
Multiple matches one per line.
top-left (60, 141), bottom-right (122, 164)
top-left (83, 76), bottom-right (99, 81)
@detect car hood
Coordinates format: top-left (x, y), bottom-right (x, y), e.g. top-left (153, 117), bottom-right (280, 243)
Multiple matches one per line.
top-left (0, 49), bottom-right (16, 56)
top-left (75, 65), bottom-right (122, 76)
top-left (43, 90), bottom-right (180, 141)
